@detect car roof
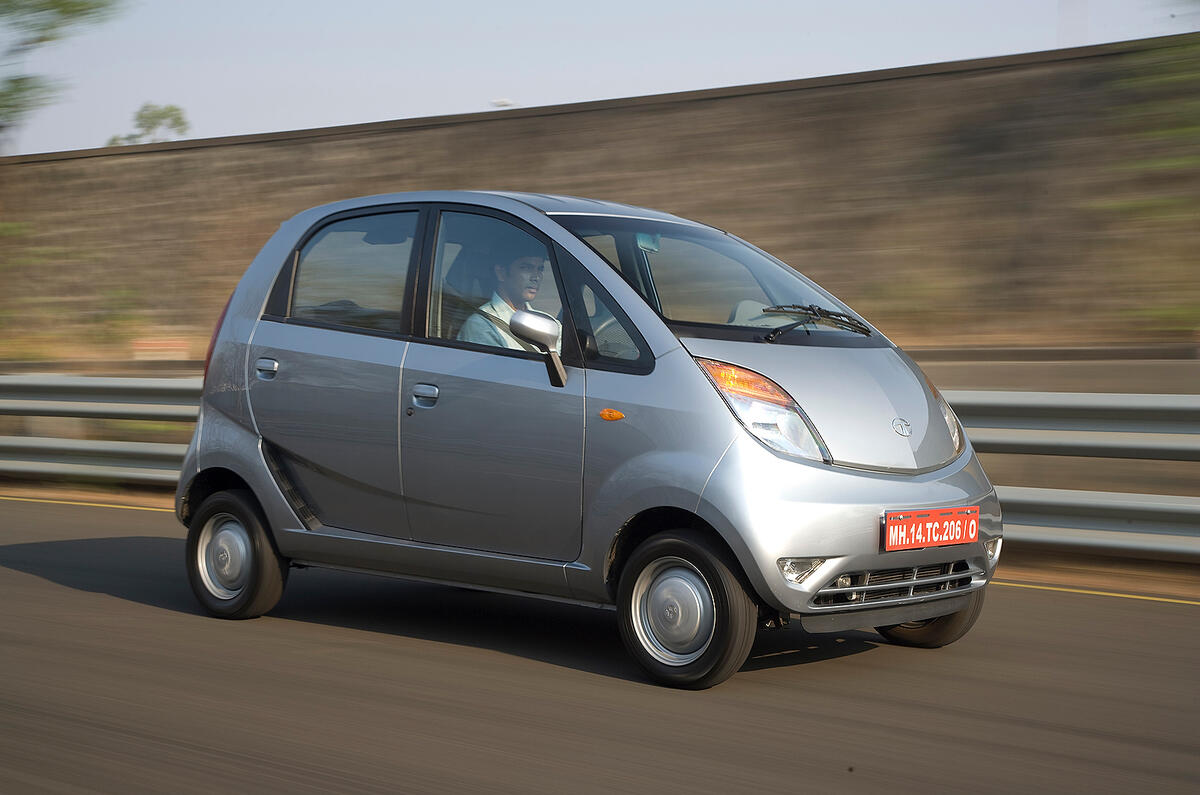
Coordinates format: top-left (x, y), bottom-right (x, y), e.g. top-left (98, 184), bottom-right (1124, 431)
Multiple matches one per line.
top-left (480, 191), bottom-right (709, 226)
top-left (290, 190), bottom-right (712, 230)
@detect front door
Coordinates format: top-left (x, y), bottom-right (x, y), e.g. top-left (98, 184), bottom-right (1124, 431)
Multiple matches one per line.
top-left (399, 209), bottom-right (584, 560)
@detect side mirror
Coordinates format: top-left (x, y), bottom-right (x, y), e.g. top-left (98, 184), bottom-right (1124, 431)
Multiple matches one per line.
top-left (510, 310), bottom-right (567, 387)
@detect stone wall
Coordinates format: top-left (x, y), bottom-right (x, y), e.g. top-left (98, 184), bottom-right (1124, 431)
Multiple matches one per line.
top-left (1, 34), bottom-right (1197, 359)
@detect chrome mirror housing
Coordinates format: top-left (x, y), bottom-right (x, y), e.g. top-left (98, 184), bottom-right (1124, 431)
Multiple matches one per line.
top-left (511, 310), bottom-right (567, 387)
top-left (510, 310), bottom-right (560, 351)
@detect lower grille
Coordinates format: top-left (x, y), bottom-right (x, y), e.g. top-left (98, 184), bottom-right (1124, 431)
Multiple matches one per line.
top-left (812, 560), bottom-right (977, 608)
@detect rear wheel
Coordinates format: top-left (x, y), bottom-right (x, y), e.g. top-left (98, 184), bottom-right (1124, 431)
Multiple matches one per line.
top-left (186, 489), bottom-right (288, 619)
top-left (617, 530), bottom-right (757, 689)
top-left (875, 588), bottom-right (986, 647)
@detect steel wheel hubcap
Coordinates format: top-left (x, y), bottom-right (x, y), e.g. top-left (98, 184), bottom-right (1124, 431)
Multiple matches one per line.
top-left (197, 512), bottom-right (251, 600)
top-left (631, 556), bottom-right (715, 666)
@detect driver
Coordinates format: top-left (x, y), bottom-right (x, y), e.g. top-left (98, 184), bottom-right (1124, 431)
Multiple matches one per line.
top-left (458, 253), bottom-right (561, 352)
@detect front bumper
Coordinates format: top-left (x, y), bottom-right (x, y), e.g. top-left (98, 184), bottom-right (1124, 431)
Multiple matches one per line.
top-left (796, 593), bottom-right (971, 634)
top-left (696, 434), bottom-right (1003, 615)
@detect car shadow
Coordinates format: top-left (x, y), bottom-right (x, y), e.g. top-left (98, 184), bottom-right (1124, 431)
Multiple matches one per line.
top-left (0, 536), bottom-right (880, 683)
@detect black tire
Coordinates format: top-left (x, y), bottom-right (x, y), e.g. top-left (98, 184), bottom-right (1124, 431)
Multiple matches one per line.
top-left (186, 489), bottom-right (288, 619)
top-left (617, 530), bottom-right (758, 689)
top-left (875, 588), bottom-right (986, 648)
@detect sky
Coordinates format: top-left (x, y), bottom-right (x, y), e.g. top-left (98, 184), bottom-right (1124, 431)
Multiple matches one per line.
top-left (7, 0), bottom-right (1200, 155)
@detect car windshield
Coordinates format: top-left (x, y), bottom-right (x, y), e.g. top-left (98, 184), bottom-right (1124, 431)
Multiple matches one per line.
top-left (554, 215), bottom-right (867, 339)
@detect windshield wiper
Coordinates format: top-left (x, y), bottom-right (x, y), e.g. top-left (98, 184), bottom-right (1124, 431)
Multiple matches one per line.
top-left (762, 312), bottom-right (815, 342)
top-left (760, 304), bottom-right (871, 341)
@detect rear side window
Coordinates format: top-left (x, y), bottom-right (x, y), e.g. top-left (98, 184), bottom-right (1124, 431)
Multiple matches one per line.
top-left (290, 212), bottom-right (419, 333)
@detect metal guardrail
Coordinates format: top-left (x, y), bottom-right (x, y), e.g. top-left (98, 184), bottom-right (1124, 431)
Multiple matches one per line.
top-left (947, 390), bottom-right (1200, 460)
top-left (996, 486), bottom-right (1200, 559)
top-left (0, 375), bottom-right (201, 421)
top-left (0, 375), bottom-right (1197, 560)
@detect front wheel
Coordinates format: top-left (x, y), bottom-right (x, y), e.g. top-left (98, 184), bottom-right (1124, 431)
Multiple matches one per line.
top-left (186, 489), bottom-right (288, 619)
top-left (875, 588), bottom-right (986, 648)
top-left (617, 530), bottom-right (758, 689)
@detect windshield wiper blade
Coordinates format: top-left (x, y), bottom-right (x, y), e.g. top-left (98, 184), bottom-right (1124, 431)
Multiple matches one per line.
top-left (761, 304), bottom-right (872, 337)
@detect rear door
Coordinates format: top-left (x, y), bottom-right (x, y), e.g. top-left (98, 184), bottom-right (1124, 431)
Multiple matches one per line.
top-left (399, 208), bottom-right (585, 561)
top-left (247, 207), bottom-right (422, 538)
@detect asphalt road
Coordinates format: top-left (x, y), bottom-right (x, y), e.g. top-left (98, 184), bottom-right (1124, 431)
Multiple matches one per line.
top-left (1, 498), bottom-right (1197, 793)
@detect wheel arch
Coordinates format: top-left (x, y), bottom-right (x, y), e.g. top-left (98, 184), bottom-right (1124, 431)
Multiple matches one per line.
top-left (180, 465), bottom-right (292, 565)
top-left (178, 466), bottom-right (255, 526)
top-left (603, 506), bottom-right (761, 607)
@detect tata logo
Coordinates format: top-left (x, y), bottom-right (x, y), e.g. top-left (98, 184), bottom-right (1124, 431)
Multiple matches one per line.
top-left (892, 418), bottom-right (912, 437)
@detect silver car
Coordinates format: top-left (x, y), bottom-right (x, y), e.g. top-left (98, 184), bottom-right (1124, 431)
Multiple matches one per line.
top-left (178, 191), bottom-right (1002, 688)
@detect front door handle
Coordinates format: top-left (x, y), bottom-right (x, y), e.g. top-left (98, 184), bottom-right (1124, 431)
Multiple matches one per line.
top-left (255, 358), bottom-right (279, 380)
top-left (412, 383), bottom-right (439, 408)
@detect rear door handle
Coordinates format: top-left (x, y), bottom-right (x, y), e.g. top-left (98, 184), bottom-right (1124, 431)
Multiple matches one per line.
top-left (255, 358), bottom-right (279, 380)
top-left (412, 383), bottom-right (439, 408)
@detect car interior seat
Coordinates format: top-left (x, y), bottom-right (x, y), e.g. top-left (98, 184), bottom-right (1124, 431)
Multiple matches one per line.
top-left (439, 248), bottom-right (495, 340)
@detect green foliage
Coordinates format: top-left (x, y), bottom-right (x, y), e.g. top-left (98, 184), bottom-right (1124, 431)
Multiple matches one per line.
top-left (95, 285), bottom-right (139, 343)
top-left (0, 72), bottom-right (55, 129)
top-left (7, 243), bottom-right (72, 266)
top-left (106, 101), bottom-right (189, 146)
top-left (0, 0), bottom-right (119, 137)
top-left (1121, 303), bottom-right (1200, 332)
top-left (1101, 33), bottom-right (1200, 336)
top-left (0, 1), bottom-right (118, 51)
top-left (1088, 195), bottom-right (1194, 218)
top-left (1117, 154), bottom-right (1200, 171)
top-left (1117, 38), bottom-right (1200, 157)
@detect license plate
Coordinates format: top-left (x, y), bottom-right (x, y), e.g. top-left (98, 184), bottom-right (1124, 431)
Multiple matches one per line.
top-left (883, 506), bottom-right (980, 551)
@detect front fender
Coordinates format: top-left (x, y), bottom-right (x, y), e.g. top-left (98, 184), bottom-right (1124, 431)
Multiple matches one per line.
top-left (567, 445), bottom-right (738, 603)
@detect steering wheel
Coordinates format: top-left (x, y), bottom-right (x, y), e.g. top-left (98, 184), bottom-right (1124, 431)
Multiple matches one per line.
top-left (593, 315), bottom-right (618, 338)
top-left (590, 314), bottom-right (639, 360)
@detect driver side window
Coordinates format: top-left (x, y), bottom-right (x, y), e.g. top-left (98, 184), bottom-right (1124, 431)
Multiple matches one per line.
top-left (428, 211), bottom-right (564, 353)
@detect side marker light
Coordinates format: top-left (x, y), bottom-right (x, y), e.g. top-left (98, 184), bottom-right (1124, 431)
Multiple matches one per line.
top-left (599, 409), bottom-right (625, 421)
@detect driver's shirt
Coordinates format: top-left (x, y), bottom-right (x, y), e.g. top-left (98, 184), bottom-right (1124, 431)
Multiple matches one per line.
top-left (457, 292), bottom-right (562, 353)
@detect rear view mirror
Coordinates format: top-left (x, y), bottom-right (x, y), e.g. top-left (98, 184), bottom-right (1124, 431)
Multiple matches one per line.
top-left (635, 232), bottom-right (660, 253)
top-left (511, 310), bottom-right (568, 387)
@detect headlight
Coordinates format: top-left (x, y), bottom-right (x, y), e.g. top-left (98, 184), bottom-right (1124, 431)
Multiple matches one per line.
top-left (696, 358), bottom-right (830, 463)
top-left (924, 375), bottom-right (964, 454)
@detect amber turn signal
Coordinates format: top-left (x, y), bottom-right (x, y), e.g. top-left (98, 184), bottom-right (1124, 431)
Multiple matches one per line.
top-left (599, 408), bottom-right (625, 421)
top-left (696, 359), bottom-right (794, 408)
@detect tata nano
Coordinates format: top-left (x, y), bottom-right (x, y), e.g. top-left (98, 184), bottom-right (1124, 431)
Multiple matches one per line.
top-left (178, 191), bottom-right (1002, 688)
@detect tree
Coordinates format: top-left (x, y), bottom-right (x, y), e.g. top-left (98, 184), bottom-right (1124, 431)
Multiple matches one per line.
top-left (106, 101), bottom-right (189, 146)
top-left (0, 1), bottom-right (119, 142)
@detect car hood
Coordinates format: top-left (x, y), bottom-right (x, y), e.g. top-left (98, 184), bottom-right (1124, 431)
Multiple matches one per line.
top-left (679, 337), bottom-right (959, 473)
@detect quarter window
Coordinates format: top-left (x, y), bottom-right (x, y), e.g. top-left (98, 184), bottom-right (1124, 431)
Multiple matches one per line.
top-left (559, 252), bottom-right (652, 372)
top-left (577, 283), bottom-right (645, 363)
top-left (290, 212), bottom-right (418, 333)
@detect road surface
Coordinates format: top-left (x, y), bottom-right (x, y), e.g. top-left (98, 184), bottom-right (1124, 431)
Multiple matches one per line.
top-left (1, 497), bottom-right (1196, 793)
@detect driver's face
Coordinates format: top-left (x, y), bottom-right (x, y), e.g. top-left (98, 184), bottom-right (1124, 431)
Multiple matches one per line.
top-left (496, 256), bottom-right (546, 307)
